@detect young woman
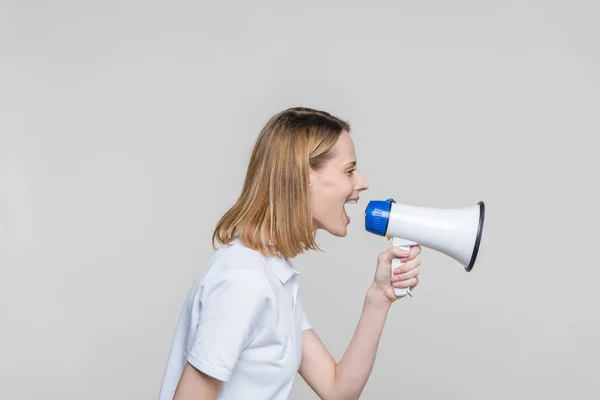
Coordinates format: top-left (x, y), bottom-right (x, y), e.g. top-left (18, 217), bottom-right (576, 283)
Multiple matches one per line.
top-left (158, 107), bottom-right (421, 400)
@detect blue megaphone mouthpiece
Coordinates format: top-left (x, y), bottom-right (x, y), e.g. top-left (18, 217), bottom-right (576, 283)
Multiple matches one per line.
top-left (364, 198), bottom-right (396, 236)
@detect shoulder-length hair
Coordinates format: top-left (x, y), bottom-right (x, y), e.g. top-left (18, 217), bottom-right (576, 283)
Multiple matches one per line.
top-left (212, 107), bottom-right (350, 259)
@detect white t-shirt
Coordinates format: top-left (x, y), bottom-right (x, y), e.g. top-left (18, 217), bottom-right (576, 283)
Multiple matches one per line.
top-left (158, 238), bottom-right (312, 400)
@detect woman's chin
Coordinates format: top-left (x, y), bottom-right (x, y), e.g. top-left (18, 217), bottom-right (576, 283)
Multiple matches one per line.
top-left (327, 224), bottom-right (348, 237)
top-left (314, 219), bottom-right (349, 237)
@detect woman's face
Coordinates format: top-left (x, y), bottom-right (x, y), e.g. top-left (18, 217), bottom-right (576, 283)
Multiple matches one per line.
top-left (310, 131), bottom-right (369, 237)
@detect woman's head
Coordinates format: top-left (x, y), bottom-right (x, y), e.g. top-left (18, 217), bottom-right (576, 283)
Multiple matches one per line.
top-left (212, 107), bottom-right (369, 258)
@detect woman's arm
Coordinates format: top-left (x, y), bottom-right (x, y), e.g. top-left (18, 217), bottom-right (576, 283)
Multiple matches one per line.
top-left (299, 245), bottom-right (421, 400)
top-left (299, 286), bottom-right (391, 400)
top-left (173, 362), bottom-right (224, 400)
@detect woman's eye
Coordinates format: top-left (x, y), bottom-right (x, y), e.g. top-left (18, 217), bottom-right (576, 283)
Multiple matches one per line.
top-left (346, 169), bottom-right (356, 176)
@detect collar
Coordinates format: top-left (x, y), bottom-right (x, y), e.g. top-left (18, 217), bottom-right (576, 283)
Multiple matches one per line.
top-left (230, 237), bottom-right (299, 284)
top-left (265, 256), bottom-right (300, 284)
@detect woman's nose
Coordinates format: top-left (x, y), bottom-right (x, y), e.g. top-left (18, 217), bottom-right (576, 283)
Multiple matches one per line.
top-left (357, 172), bottom-right (369, 191)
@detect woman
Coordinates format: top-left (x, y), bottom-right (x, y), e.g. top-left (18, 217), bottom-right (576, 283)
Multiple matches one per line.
top-left (158, 107), bottom-right (421, 400)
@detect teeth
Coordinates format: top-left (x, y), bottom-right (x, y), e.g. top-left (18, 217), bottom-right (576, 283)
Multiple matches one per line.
top-left (345, 200), bottom-right (357, 204)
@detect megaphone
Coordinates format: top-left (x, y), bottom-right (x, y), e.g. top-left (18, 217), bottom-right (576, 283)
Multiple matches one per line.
top-left (364, 198), bottom-right (485, 297)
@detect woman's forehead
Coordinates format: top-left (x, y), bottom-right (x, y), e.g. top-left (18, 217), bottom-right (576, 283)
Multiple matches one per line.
top-left (332, 132), bottom-right (356, 162)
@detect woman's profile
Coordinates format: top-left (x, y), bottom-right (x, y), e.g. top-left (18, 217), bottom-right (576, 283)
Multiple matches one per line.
top-left (158, 107), bottom-right (421, 400)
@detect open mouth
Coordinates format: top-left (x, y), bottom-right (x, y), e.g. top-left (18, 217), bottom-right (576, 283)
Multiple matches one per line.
top-left (343, 198), bottom-right (359, 223)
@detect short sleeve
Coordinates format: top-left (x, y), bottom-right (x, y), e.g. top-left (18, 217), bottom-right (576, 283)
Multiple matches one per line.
top-left (187, 270), bottom-right (270, 381)
top-left (302, 310), bottom-right (312, 331)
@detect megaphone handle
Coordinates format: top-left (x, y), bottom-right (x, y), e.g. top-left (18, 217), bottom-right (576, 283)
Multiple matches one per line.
top-left (391, 248), bottom-right (411, 297)
top-left (390, 238), bottom-right (414, 297)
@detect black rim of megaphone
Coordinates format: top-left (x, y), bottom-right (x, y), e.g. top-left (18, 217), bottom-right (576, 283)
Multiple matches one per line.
top-left (466, 201), bottom-right (485, 272)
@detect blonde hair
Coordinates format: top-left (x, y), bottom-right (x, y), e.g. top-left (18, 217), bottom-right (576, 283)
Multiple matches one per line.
top-left (212, 107), bottom-right (351, 259)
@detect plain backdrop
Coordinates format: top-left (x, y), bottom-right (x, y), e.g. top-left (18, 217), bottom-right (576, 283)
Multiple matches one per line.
top-left (1, 1), bottom-right (598, 399)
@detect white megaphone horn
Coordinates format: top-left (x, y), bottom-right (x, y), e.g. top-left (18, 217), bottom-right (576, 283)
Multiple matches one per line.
top-left (364, 198), bottom-right (485, 297)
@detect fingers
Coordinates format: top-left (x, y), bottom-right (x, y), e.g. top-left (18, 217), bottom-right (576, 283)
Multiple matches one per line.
top-left (392, 257), bottom-right (421, 274)
top-left (392, 256), bottom-right (421, 289)
top-left (411, 277), bottom-right (419, 291)
top-left (400, 245), bottom-right (422, 262)
top-left (377, 246), bottom-right (411, 264)
top-left (378, 245), bottom-right (422, 264)
top-left (392, 266), bottom-right (419, 283)
top-left (394, 275), bottom-right (419, 289)
top-left (377, 244), bottom-right (423, 294)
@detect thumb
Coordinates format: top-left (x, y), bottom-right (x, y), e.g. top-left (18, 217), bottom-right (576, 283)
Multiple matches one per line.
top-left (378, 245), bottom-right (411, 265)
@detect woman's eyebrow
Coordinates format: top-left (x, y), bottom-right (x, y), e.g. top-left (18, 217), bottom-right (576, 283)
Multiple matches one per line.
top-left (345, 161), bottom-right (357, 168)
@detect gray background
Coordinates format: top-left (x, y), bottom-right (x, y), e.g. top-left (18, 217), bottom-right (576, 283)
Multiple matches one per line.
top-left (1, 1), bottom-right (598, 399)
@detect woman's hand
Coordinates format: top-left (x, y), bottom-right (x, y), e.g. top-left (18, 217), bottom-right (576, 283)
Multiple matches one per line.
top-left (370, 245), bottom-right (422, 304)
